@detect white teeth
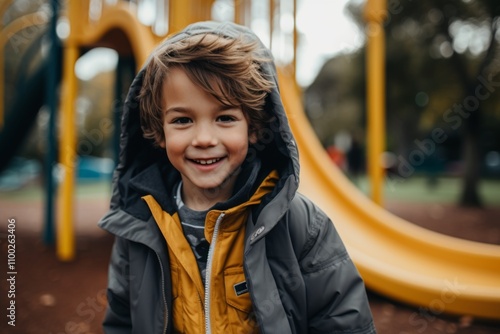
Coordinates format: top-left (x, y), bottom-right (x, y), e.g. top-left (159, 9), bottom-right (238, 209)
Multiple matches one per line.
top-left (194, 158), bottom-right (221, 165)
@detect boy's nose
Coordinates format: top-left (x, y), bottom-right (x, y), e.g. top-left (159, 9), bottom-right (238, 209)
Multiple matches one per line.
top-left (192, 125), bottom-right (218, 147)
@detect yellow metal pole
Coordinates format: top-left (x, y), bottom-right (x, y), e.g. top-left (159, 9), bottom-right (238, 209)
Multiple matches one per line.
top-left (57, 2), bottom-right (79, 261)
top-left (234, 0), bottom-right (243, 25)
top-left (364, 0), bottom-right (387, 205)
top-left (169, 0), bottom-right (213, 33)
top-left (169, 0), bottom-right (195, 33)
top-left (292, 0), bottom-right (297, 81)
top-left (0, 34), bottom-right (3, 129)
top-left (201, 0), bottom-right (214, 22)
top-left (269, 0), bottom-right (274, 50)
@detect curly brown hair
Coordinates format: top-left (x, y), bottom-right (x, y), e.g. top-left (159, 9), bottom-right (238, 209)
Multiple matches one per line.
top-left (139, 33), bottom-right (276, 147)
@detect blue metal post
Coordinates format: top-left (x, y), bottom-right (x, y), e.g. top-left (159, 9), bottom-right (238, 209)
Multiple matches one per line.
top-left (44, 0), bottom-right (60, 244)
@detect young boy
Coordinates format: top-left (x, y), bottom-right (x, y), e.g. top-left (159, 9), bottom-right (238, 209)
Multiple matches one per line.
top-left (99, 21), bottom-right (376, 334)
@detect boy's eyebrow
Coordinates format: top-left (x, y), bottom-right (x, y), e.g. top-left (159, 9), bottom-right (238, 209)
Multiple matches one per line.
top-left (217, 104), bottom-right (238, 112)
top-left (165, 104), bottom-right (238, 114)
top-left (164, 106), bottom-right (189, 114)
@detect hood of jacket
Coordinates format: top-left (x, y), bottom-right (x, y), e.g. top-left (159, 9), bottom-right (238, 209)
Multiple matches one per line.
top-left (99, 21), bottom-right (300, 241)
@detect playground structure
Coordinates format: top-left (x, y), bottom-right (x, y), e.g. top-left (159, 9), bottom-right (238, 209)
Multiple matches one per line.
top-left (1, 0), bottom-right (499, 322)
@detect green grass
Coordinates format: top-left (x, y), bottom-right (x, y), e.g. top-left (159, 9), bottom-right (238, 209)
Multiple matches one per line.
top-left (0, 180), bottom-right (112, 202)
top-left (349, 175), bottom-right (500, 206)
top-left (1, 175), bottom-right (499, 206)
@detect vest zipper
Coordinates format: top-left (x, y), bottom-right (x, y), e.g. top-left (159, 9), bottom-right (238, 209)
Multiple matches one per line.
top-left (204, 212), bottom-right (225, 334)
top-left (156, 252), bottom-right (169, 334)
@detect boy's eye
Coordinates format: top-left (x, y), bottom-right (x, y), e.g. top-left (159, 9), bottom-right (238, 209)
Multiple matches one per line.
top-left (172, 117), bottom-right (192, 124)
top-left (217, 115), bottom-right (236, 122)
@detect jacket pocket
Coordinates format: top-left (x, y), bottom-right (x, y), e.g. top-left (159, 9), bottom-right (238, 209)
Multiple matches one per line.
top-left (224, 269), bottom-right (259, 333)
top-left (224, 268), bottom-right (252, 312)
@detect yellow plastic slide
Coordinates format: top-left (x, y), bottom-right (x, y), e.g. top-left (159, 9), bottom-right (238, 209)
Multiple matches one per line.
top-left (278, 70), bottom-right (500, 320)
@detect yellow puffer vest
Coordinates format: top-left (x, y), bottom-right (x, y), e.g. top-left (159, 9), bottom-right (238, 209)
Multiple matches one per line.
top-left (142, 170), bottom-right (278, 334)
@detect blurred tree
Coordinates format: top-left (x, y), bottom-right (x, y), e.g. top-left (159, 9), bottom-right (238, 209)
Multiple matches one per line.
top-left (306, 0), bottom-right (500, 207)
top-left (77, 71), bottom-right (116, 158)
top-left (304, 52), bottom-right (366, 147)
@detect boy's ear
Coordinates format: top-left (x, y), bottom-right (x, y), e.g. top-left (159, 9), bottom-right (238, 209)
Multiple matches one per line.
top-left (158, 135), bottom-right (166, 149)
top-left (249, 131), bottom-right (258, 145)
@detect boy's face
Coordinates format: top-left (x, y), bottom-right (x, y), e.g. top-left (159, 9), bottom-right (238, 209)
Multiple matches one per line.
top-left (160, 67), bottom-right (256, 202)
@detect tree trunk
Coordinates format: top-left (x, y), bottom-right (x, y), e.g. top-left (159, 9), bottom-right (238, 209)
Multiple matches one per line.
top-left (434, 2), bottom-right (497, 208)
top-left (453, 77), bottom-right (484, 207)
top-left (459, 135), bottom-right (482, 207)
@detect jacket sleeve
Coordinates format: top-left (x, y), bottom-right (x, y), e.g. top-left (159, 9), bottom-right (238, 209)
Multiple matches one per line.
top-left (296, 197), bottom-right (376, 334)
top-left (103, 237), bottom-right (133, 334)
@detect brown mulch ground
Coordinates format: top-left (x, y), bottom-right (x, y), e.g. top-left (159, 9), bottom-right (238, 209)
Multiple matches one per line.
top-left (1, 197), bottom-right (499, 334)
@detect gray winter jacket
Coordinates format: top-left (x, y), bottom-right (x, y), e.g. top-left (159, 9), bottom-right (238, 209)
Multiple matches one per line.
top-left (99, 21), bottom-right (376, 334)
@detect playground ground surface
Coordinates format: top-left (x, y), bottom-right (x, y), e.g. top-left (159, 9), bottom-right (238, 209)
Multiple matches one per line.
top-left (0, 177), bottom-right (499, 333)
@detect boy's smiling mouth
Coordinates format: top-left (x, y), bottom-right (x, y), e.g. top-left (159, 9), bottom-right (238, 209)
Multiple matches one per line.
top-left (191, 158), bottom-right (223, 165)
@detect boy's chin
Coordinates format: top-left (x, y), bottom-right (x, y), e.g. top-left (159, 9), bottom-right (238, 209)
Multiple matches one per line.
top-left (201, 178), bottom-right (233, 193)
top-left (198, 174), bottom-right (238, 194)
